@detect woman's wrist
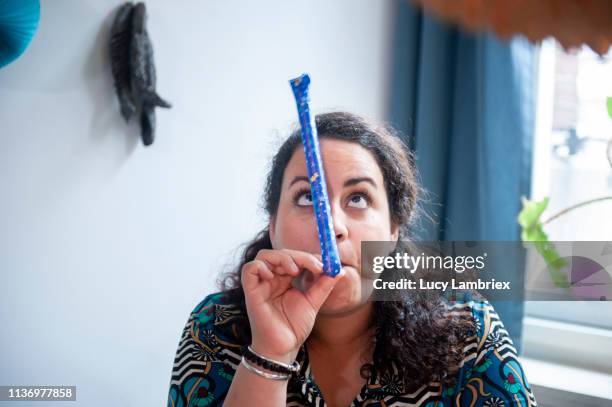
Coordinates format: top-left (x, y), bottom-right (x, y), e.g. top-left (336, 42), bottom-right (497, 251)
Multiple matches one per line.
top-left (250, 342), bottom-right (299, 365)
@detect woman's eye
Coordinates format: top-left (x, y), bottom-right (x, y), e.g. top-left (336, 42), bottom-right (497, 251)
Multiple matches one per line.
top-left (348, 194), bottom-right (369, 209)
top-left (296, 192), bottom-right (313, 206)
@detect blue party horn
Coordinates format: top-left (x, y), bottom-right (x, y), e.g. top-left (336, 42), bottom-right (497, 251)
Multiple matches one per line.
top-left (289, 74), bottom-right (342, 277)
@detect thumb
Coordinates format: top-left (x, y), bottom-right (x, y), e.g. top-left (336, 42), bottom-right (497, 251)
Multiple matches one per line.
top-left (304, 268), bottom-right (345, 312)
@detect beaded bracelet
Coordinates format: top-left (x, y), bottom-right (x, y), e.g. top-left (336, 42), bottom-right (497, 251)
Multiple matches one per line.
top-left (241, 345), bottom-right (301, 375)
top-left (241, 356), bottom-right (290, 381)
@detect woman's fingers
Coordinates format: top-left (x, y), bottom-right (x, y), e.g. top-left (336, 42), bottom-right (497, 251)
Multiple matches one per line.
top-left (242, 260), bottom-right (272, 292)
top-left (256, 249), bottom-right (323, 276)
top-left (243, 249), bottom-right (331, 307)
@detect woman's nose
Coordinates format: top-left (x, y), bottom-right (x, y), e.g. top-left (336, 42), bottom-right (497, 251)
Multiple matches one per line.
top-left (330, 204), bottom-right (349, 241)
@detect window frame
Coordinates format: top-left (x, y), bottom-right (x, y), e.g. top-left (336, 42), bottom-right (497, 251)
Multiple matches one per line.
top-left (525, 38), bottom-right (612, 373)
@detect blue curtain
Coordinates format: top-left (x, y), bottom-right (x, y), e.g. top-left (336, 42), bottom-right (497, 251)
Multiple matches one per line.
top-left (388, 1), bottom-right (536, 353)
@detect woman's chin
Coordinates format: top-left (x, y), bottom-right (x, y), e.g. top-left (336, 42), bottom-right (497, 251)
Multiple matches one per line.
top-left (319, 281), bottom-right (368, 315)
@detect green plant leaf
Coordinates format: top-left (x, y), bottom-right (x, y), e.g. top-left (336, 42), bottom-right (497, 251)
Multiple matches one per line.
top-left (518, 196), bottom-right (549, 241)
top-left (518, 197), bottom-right (570, 289)
top-left (608, 97), bottom-right (612, 119)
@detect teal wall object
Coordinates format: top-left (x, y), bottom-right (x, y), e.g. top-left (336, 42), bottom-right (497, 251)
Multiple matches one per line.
top-left (0, 0), bottom-right (40, 68)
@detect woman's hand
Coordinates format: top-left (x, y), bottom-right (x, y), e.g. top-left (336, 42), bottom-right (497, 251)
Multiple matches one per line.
top-left (241, 248), bottom-right (345, 363)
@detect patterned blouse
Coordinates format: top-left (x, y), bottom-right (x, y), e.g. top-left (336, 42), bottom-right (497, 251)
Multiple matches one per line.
top-left (167, 291), bottom-right (538, 406)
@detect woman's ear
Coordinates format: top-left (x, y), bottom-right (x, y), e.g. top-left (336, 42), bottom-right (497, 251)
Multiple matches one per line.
top-left (269, 215), bottom-right (276, 247)
top-left (391, 223), bottom-right (399, 241)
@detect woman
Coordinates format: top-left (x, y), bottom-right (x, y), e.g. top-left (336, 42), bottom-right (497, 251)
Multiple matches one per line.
top-left (167, 112), bottom-right (537, 407)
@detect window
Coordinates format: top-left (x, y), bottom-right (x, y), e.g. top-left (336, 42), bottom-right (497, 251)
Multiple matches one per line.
top-left (524, 38), bottom-right (612, 373)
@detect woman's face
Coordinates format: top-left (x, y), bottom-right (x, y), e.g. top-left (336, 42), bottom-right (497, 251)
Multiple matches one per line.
top-left (269, 138), bottom-right (399, 315)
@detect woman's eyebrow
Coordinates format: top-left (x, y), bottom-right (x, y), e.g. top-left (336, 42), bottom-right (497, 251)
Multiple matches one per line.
top-left (344, 176), bottom-right (377, 188)
top-left (289, 176), bottom-right (310, 187)
top-left (288, 175), bottom-right (377, 188)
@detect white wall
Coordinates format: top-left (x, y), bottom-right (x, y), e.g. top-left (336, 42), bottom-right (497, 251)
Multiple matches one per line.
top-left (0, 1), bottom-right (392, 405)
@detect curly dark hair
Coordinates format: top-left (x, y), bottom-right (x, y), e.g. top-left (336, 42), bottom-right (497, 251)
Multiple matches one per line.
top-left (217, 111), bottom-right (475, 391)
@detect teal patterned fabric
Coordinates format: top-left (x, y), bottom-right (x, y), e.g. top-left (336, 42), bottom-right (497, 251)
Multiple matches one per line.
top-left (167, 292), bottom-right (537, 406)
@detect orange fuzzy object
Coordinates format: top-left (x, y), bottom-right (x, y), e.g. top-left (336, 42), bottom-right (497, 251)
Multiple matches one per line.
top-left (413, 0), bottom-right (612, 55)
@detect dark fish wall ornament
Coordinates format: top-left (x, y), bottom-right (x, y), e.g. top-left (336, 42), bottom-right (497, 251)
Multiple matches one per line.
top-left (0, 0), bottom-right (40, 68)
top-left (110, 3), bottom-right (136, 122)
top-left (109, 2), bottom-right (171, 147)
